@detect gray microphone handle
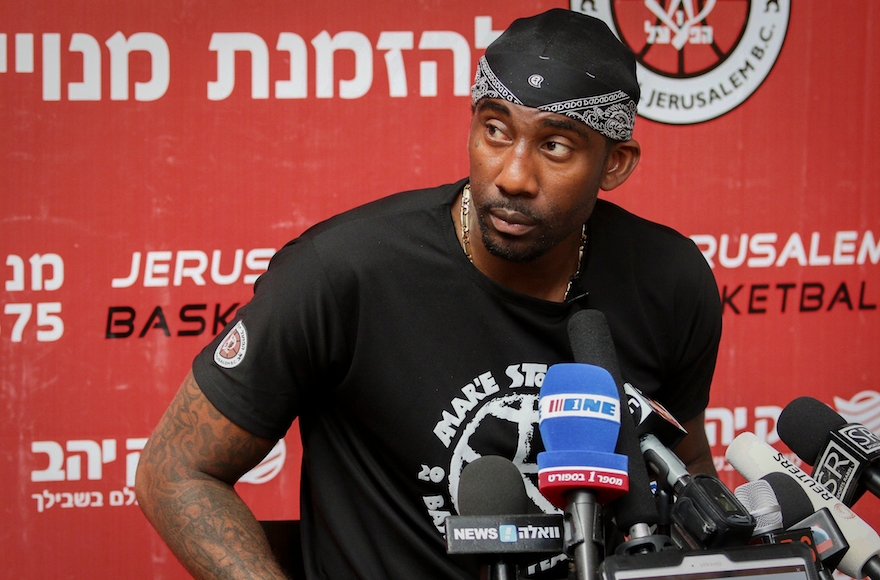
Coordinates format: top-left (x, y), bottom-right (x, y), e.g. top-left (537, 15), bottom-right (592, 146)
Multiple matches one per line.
top-left (640, 432), bottom-right (691, 494)
top-left (566, 489), bottom-right (601, 580)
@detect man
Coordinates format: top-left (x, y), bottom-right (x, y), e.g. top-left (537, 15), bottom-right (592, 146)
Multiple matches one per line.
top-left (136, 8), bottom-right (721, 580)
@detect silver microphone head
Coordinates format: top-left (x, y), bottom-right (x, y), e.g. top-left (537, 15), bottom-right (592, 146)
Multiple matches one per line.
top-left (734, 479), bottom-right (784, 534)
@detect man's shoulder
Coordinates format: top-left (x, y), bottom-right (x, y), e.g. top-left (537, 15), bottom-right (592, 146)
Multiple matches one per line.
top-left (301, 179), bottom-right (465, 240)
top-left (592, 199), bottom-right (690, 245)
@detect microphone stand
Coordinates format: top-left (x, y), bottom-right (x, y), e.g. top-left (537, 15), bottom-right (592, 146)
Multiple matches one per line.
top-left (565, 489), bottom-right (602, 580)
top-left (481, 559), bottom-right (516, 580)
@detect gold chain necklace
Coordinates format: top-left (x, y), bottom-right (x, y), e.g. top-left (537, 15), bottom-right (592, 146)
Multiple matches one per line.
top-left (460, 184), bottom-right (587, 300)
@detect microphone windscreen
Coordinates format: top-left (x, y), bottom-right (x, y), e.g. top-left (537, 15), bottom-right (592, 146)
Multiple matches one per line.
top-left (568, 309), bottom-right (623, 387)
top-left (567, 309), bottom-right (659, 530)
top-left (458, 456), bottom-right (529, 516)
top-left (777, 397), bottom-right (846, 465)
top-left (539, 363), bottom-right (620, 453)
top-left (760, 472), bottom-right (818, 529)
top-left (734, 479), bottom-right (783, 533)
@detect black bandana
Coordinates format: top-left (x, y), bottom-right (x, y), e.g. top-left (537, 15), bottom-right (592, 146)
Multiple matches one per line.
top-left (471, 9), bottom-right (639, 141)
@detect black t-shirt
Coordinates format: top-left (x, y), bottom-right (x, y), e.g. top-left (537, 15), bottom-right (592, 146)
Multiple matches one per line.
top-left (193, 178), bottom-right (721, 579)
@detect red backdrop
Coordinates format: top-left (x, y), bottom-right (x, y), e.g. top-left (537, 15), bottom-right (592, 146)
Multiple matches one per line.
top-left (3, 1), bottom-right (879, 577)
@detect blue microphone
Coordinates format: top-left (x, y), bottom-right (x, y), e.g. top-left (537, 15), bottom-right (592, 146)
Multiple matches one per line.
top-left (538, 363), bottom-right (629, 580)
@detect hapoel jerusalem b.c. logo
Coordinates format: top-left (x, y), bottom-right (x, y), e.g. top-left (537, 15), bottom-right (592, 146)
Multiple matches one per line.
top-left (214, 320), bottom-right (248, 368)
top-left (573, 0), bottom-right (790, 124)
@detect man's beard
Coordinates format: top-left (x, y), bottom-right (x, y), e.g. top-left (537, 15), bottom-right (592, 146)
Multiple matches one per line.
top-left (474, 203), bottom-right (573, 263)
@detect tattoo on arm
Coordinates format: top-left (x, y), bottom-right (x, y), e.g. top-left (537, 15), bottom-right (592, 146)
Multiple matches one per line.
top-left (136, 371), bottom-right (289, 580)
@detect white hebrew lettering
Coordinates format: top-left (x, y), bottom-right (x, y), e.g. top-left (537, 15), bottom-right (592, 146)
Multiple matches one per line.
top-left (705, 406), bottom-right (748, 446)
top-left (66, 439), bottom-right (103, 480)
top-left (208, 32), bottom-right (269, 100)
top-left (16, 33), bottom-right (34, 73)
top-left (705, 407), bottom-right (734, 447)
top-left (474, 16), bottom-right (503, 49)
top-left (42, 33), bottom-right (60, 101)
top-left (275, 33), bottom-right (307, 99)
top-left (377, 31), bottom-right (413, 97)
top-left (106, 31), bottom-right (170, 101)
top-left (29, 253), bottom-right (63, 291)
top-left (420, 61), bottom-right (437, 97)
top-left (126, 438), bottom-right (148, 488)
top-left (69, 33), bottom-right (102, 101)
top-left (754, 406), bottom-right (782, 444)
top-left (32, 490), bottom-right (59, 513)
top-left (31, 441), bottom-right (65, 482)
top-left (6, 254), bottom-right (25, 291)
top-left (312, 30), bottom-right (373, 99)
top-left (418, 31), bottom-right (470, 97)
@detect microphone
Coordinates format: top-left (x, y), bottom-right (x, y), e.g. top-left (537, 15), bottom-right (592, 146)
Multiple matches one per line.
top-left (625, 383), bottom-right (688, 450)
top-left (726, 431), bottom-right (880, 580)
top-left (777, 396), bottom-right (880, 506)
top-left (734, 479), bottom-right (783, 534)
top-left (567, 310), bottom-right (660, 540)
top-left (639, 430), bottom-right (755, 549)
top-left (737, 477), bottom-right (825, 579)
top-left (459, 455), bottom-right (529, 517)
top-left (538, 362), bottom-right (629, 580)
top-left (759, 472), bottom-right (815, 529)
top-left (627, 397), bottom-right (754, 550)
top-left (447, 455), bottom-right (564, 580)
top-left (749, 473), bottom-right (850, 578)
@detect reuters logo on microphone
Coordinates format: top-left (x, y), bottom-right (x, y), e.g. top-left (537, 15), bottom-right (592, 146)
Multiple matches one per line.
top-left (575, 0), bottom-right (790, 125)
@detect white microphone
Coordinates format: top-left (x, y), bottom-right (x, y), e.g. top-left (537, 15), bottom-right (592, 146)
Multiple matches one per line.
top-left (726, 432), bottom-right (880, 580)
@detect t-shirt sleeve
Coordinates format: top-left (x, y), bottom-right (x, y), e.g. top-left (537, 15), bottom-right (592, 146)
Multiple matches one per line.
top-left (657, 242), bottom-right (722, 423)
top-left (192, 237), bottom-right (354, 440)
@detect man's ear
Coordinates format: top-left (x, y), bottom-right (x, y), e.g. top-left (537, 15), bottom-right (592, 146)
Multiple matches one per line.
top-left (600, 139), bottom-right (641, 191)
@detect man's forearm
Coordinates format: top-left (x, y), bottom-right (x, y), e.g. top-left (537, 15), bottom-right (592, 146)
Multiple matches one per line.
top-left (138, 470), bottom-right (288, 580)
top-left (136, 372), bottom-right (289, 579)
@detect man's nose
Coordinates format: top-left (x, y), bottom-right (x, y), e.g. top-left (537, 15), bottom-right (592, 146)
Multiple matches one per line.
top-left (495, 143), bottom-right (538, 196)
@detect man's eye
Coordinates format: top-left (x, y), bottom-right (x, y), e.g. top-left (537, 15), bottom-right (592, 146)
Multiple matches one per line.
top-left (546, 141), bottom-right (569, 153)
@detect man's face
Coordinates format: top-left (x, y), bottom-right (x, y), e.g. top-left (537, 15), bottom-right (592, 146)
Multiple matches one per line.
top-left (467, 98), bottom-right (612, 263)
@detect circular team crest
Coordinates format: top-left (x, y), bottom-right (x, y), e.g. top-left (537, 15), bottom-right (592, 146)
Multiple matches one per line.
top-left (214, 320), bottom-right (248, 368)
top-left (572, 0), bottom-right (790, 124)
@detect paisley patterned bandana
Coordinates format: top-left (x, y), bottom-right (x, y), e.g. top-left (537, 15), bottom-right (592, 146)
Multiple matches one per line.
top-left (471, 9), bottom-right (639, 142)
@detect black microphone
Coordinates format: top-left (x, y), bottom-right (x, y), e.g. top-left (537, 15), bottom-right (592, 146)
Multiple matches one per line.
top-left (567, 310), bottom-right (659, 541)
top-left (756, 472), bottom-right (850, 577)
top-left (778, 396), bottom-right (880, 506)
top-left (447, 456), bottom-right (564, 580)
top-left (618, 381), bottom-right (756, 550)
top-left (734, 479), bottom-right (783, 534)
top-left (638, 431), bottom-right (755, 549)
top-left (625, 383), bottom-right (688, 450)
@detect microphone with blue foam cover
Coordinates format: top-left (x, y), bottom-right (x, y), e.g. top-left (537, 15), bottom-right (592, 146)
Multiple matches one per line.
top-left (537, 362), bottom-right (629, 509)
